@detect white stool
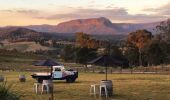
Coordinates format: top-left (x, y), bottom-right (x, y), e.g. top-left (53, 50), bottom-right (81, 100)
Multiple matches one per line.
top-left (41, 84), bottom-right (50, 94)
top-left (34, 83), bottom-right (41, 94)
top-left (100, 84), bottom-right (108, 98)
top-left (90, 84), bottom-right (98, 96)
top-left (41, 80), bottom-right (51, 94)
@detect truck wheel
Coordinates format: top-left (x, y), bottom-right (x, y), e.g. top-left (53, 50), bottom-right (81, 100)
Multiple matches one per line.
top-left (72, 79), bottom-right (75, 82)
top-left (66, 77), bottom-right (74, 83)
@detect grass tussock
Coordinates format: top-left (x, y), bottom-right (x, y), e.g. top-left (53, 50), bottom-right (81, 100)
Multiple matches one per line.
top-left (0, 82), bottom-right (20, 100)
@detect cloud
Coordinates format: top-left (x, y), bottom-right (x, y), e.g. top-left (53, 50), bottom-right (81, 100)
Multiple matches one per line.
top-left (40, 8), bottom-right (166, 23)
top-left (143, 2), bottom-right (170, 16)
top-left (106, 4), bottom-right (115, 9)
top-left (41, 8), bottom-right (127, 20)
top-left (1, 9), bottom-right (40, 16)
top-left (89, 0), bottom-right (95, 4)
top-left (0, 7), bottom-right (167, 23)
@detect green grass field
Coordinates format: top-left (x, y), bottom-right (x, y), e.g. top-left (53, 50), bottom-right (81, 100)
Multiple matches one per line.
top-left (1, 72), bottom-right (170, 100)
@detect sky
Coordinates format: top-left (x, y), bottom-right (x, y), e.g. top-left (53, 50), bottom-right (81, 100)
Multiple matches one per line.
top-left (0, 0), bottom-right (170, 26)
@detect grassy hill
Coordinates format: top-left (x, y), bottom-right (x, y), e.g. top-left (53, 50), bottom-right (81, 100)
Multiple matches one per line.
top-left (0, 41), bottom-right (55, 52)
top-left (0, 49), bottom-right (49, 71)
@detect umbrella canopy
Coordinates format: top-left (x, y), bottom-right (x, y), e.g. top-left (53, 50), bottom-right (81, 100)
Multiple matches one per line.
top-left (88, 55), bottom-right (126, 80)
top-left (33, 59), bottom-right (60, 66)
top-left (88, 55), bottom-right (124, 66)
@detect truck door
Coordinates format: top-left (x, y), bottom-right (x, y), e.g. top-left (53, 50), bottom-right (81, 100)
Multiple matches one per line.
top-left (53, 68), bottom-right (62, 78)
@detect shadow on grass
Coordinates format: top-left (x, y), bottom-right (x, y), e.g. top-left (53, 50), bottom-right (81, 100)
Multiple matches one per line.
top-left (92, 94), bottom-right (127, 100)
top-left (110, 94), bottom-right (127, 99)
top-left (53, 80), bottom-right (82, 84)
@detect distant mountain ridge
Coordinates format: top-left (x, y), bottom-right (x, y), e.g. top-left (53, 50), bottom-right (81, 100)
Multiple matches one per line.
top-left (25, 17), bottom-right (160, 35)
top-left (0, 17), bottom-right (161, 35)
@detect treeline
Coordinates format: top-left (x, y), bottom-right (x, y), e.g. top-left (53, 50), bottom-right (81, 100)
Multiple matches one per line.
top-left (61, 32), bottom-right (128, 67)
top-left (124, 19), bottom-right (170, 66)
top-left (125, 29), bottom-right (170, 66)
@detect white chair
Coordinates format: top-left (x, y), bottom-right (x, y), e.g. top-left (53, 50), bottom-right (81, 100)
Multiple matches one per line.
top-left (34, 83), bottom-right (41, 94)
top-left (90, 84), bottom-right (98, 96)
top-left (100, 84), bottom-right (108, 98)
top-left (41, 80), bottom-right (52, 94)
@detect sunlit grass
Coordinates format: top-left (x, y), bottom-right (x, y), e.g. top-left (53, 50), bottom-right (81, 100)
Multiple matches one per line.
top-left (1, 72), bottom-right (170, 100)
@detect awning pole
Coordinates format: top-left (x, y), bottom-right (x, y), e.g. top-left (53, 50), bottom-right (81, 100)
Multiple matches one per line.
top-left (106, 65), bottom-right (107, 81)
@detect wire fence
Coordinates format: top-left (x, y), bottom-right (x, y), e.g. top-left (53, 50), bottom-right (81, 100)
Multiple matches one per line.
top-left (71, 65), bottom-right (170, 74)
top-left (1, 63), bottom-right (170, 74)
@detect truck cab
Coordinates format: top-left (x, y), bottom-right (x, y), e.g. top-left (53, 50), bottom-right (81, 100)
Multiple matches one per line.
top-left (53, 65), bottom-right (65, 79)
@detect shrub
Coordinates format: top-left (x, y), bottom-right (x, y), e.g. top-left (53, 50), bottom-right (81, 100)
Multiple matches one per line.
top-left (0, 82), bottom-right (20, 100)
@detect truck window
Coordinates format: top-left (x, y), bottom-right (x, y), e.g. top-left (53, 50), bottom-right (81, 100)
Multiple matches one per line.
top-left (55, 68), bottom-right (61, 71)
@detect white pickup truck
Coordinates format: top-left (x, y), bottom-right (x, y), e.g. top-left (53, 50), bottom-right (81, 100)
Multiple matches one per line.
top-left (31, 65), bottom-right (78, 83)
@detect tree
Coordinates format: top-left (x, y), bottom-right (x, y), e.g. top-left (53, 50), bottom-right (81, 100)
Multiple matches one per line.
top-left (87, 39), bottom-right (98, 49)
top-left (76, 32), bottom-right (90, 48)
top-left (0, 42), bottom-right (4, 47)
top-left (76, 32), bottom-right (100, 49)
top-left (51, 40), bottom-right (57, 47)
top-left (110, 45), bottom-right (129, 68)
top-left (127, 29), bottom-right (153, 66)
top-left (109, 45), bottom-right (122, 56)
top-left (75, 47), bottom-right (97, 64)
top-left (156, 19), bottom-right (170, 42)
top-left (60, 45), bottom-right (76, 62)
top-left (144, 40), bottom-right (166, 66)
top-left (124, 46), bottom-right (139, 66)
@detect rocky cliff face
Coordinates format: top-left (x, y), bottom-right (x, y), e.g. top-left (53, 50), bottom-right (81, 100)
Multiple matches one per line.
top-left (54, 17), bottom-right (125, 34)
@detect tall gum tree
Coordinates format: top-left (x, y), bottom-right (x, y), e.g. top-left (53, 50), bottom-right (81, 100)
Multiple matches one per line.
top-left (127, 29), bottom-right (153, 66)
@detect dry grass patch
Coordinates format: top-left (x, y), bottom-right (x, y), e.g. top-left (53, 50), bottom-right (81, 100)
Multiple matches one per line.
top-left (1, 72), bottom-right (170, 100)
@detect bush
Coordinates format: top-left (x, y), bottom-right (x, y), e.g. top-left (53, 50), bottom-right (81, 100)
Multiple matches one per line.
top-left (0, 82), bottom-right (20, 100)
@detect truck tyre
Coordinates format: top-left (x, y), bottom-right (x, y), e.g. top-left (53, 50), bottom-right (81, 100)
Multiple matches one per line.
top-left (72, 78), bottom-right (75, 82)
top-left (66, 77), bottom-right (73, 83)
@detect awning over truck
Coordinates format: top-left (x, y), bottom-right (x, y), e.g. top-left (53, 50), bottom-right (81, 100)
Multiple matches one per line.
top-left (33, 59), bottom-right (60, 66)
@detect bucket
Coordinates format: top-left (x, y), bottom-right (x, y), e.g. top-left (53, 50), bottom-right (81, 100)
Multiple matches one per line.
top-left (100, 80), bottom-right (113, 96)
top-left (19, 75), bottom-right (26, 82)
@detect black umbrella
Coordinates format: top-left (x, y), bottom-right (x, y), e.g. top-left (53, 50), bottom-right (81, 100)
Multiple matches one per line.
top-left (33, 59), bottom-right (60, 66)
top-left (88, 55), bottom-right (123, 80)
top-left (33, 59), bottom-right (59, 100)
top-left (33, 59), bottom-right (60, 76)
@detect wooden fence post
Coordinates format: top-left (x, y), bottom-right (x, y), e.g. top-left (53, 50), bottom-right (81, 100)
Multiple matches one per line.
top-left (155, 67), bottom-right (157, 74)
top-left (92, 66), bottom-right (95, 73)
top-left (76, 68), bottom-right (79, 72)
top-left (120, 67), bottom-right (122, 74)
top-left (130, 67), bottom-right (133, 74)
